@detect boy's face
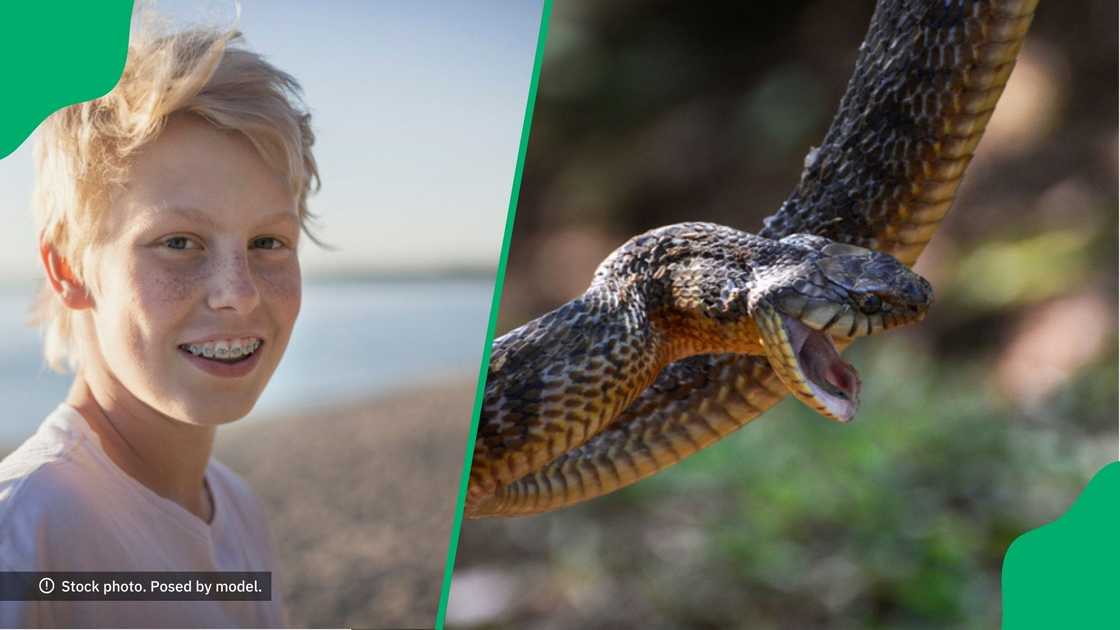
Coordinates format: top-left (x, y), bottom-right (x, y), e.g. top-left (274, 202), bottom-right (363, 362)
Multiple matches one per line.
top-left (81, 114), bottom-right (302, 425)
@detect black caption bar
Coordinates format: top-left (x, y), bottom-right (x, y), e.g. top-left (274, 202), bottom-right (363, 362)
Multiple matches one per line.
top-left (0, 572), bottom-right (270, 601)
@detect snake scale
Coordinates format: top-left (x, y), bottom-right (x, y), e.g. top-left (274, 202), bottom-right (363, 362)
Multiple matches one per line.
top-left (467, 0), bottom-right (1039, 518)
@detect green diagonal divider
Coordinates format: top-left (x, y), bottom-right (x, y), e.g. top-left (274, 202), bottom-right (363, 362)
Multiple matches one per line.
top-left (1002, 460), bottom-right (1120, 629)
top-left (0, 2), bottom-right (133, 160)
top-left (433, 1), bottom-right (553, 628)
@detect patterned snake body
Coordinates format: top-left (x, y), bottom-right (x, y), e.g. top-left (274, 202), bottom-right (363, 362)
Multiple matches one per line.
top-left (467, 0), bottom-right (1039, 518)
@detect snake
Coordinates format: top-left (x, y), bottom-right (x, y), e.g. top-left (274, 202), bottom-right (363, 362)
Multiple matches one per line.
top-left (466, 0), bottom-right (1039, 518)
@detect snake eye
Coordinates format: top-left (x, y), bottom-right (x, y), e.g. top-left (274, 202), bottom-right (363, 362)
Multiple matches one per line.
top-left (857, 294), bottom-right (882, 315)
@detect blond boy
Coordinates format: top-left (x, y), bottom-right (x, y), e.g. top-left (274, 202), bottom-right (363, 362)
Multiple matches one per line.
top-left (0, 23), bottom-right (318, 627)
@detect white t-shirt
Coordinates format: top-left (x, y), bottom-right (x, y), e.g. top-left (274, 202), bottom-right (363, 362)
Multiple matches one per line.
top-left (0, 404), bottom-right (286, 628)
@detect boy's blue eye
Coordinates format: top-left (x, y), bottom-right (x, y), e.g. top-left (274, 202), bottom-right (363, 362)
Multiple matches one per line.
top-left (164, 236), bottom-right (195, 250)
top-left (252, 237), bottom-right (284, 250)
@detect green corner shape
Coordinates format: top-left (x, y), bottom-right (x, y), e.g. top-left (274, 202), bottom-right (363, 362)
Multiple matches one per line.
top-left (0, 2), bottom-right (133, 160)
top-left (1002, 460), bottom-right (1120, 629)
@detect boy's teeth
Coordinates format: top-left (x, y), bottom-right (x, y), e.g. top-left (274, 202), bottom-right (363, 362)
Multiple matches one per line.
top-left (186, 338), bottom-right (261, 359)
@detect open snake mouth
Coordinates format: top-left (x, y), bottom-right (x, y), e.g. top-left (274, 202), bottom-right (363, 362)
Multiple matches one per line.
top-left (784, 315), bottom-right (860, 420)
top-left (757, 309), bottom-right (861, 422)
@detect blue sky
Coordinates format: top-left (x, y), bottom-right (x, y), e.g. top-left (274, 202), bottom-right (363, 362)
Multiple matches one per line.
top-left (0, 0), bottom-right (543, 280)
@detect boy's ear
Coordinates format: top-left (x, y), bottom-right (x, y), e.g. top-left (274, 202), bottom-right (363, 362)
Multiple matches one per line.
top-left (40, 242), bottom-right (93, 310)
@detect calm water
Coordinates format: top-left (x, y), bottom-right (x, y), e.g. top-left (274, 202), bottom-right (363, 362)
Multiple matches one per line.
top-left (0, 278), bottom-right (494, 443)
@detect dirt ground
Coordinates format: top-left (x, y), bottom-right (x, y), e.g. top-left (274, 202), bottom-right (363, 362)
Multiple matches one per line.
top-left (215, 378), bottom-right (475, 629)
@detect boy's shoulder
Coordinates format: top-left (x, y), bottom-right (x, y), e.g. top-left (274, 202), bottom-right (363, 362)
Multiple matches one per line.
top-left (0, 405), bottom-right (83, 477)
top-left (0, 409), bottom-right (107, 569)
top-left (0, 405), bottom-right (99, 514)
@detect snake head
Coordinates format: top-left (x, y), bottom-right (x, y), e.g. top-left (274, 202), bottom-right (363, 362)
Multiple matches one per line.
top-left (752, 235), bottom-right (933, 422)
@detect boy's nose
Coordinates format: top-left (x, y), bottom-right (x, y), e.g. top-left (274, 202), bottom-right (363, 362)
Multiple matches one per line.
top-left (207, 252), bottom-right (260, 314)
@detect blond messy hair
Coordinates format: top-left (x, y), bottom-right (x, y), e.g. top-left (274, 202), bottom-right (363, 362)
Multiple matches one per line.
top-left (32, 20), bottom-right (319, 373)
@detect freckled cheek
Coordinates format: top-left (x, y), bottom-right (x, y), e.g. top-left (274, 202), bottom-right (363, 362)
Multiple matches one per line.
top-left (131, 264), bottom-right (206, 305)
top-left (126, 252), bottom-right (211, 305)
top-left (257, 261), bottom-right (302, 328)
top-left (123, 261), bottom-right (207, 347)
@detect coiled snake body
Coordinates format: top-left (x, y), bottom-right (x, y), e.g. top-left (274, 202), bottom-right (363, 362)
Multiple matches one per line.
top-left (467, 0), bottom-right (1039, 518)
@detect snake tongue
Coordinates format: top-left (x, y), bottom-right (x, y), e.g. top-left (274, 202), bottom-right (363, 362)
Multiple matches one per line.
top-left (782, 315), bottom-right (861, 422)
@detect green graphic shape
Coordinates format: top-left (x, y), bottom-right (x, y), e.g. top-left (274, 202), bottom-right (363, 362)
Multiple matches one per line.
top-left (1002, 460), bottom-right (1120, 629)
top-left (0, 2), bottom-right (133, 160)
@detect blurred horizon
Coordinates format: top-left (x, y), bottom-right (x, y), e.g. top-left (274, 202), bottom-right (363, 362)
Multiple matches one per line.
top-left (0, 264), bottom-right (499, 290)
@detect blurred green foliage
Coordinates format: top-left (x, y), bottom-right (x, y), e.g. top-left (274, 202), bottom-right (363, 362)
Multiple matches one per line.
top-left (606, 340), bottom-right (1115, 628)
top-left (951, 229), bottom-right (1095, 310)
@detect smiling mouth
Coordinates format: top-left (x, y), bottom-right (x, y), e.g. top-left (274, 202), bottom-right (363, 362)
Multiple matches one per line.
top-left (177, 338), bottom-right (264, 364)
